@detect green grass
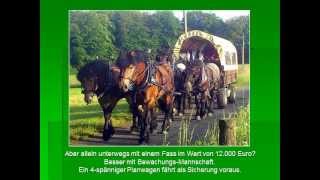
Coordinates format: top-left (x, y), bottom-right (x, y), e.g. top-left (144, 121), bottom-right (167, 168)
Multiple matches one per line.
top-left (69, 66), bottom-right (78, 75)
top-left (236, 64), bottom-right (250, 87)
top-left (69, 74), bottom-right (81, 88)
top-left (69, 67), bottom-right (81, 88)
top-left (193, 105), bottom-right (250, 146)
top-left (235, 105), bottom-right (250, 146)
top-left (69, 87), bottom-right (132, 141)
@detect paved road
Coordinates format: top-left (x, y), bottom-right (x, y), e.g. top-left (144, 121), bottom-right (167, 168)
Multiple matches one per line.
top-left (71, 86), bottom-right (249, 146)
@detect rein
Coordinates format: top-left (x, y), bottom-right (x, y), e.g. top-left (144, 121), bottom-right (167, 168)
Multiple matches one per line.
top-left (123, 62), bottom-right (171, 94)
top-left (187, 64), bottom-right (209, 94)
top-left (121, 63), bottom-right (150, 91)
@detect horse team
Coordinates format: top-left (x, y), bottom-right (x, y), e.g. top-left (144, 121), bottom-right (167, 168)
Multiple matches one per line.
top-left (77, 49), bottom-right (225, 144)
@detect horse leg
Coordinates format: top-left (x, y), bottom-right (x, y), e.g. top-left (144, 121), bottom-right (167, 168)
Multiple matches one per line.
top-left (159, 99), bottom-right (172, 134)
top-left (200, 93), bottom-right (207, 119)
top-left (145, 109), bottom-right (152, 143)
top-left (125, 93), bottom-right (140, 132)
top-left (178, 95), bottom-right (183, 116)
top-left (161, 112), bottom-right (169, 134)
top-left (182, 93), bottom-right (186, 114)
top-left (130, 103), bottom-right (140, 132)
top-left (102, 108), bottom-right (115, 141)
top-left (207, 90), bottom-right (215, 116)
top-left (149, 108), bottom-right (158, 134)
top-left (139, 106), bottom-right (151, 144)
top-left (138, 107), bottom-right (146, 144)
top-left (188, 94), bottom-right (192, 109)
top-left (101, 96), bottom-right (119, 141)
top-left (195, 94), bottom-right (201, 121)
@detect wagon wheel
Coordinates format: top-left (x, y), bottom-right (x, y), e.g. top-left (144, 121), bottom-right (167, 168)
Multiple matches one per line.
top-left (217, 88), bottom-right (228, 108)
top-left (228, 85), bottom-right (236, 104)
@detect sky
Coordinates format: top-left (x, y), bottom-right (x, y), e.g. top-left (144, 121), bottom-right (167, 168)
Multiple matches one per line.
top-left (175, 10), bottom-right (249, 21)
top-left (140, 10), bottom-right (249, 21)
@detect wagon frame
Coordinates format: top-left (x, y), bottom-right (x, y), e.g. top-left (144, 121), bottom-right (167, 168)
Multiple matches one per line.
top-left (172, 30), bottom-right (239, 107)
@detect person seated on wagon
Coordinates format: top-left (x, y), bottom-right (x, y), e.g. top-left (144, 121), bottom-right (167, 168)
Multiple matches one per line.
top-left (156, 45), bottom-right (171, 65)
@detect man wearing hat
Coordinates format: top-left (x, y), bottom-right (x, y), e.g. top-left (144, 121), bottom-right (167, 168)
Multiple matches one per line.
top-left (155, 43), bottom-right (172, 65)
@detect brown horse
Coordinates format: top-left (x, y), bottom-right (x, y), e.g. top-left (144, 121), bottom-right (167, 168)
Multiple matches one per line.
top-left (185, 59), bottom-right (221, 120)
top-left (117, 50), bottom-right (175, 144)
top-left (77, 60), bottom-right (139, 141)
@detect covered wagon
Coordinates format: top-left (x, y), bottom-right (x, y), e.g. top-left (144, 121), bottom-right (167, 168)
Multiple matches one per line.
top-left (172, 30), bottom-right (238, 107)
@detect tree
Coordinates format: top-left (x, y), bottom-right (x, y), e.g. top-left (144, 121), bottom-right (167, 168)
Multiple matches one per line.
top-left (145, 11), bottom-right (181, 55)
top-left (70, 11), bottom-right (250, 67)
top-left (111, 11), bottom-right (150, 51)
top-left (185, 11), bottom-right (228, 38)
top-left (225, 16), bottom-right (249, 64)
top-left (70, 12), bottom-right (116, 68)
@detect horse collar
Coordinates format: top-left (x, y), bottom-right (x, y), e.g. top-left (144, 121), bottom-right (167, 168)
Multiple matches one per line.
top-left (134, 63), bottom-right (150, 91)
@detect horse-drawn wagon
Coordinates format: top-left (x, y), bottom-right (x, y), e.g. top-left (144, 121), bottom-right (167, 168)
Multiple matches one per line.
top-left (172, 30), bottom-right (238, 108)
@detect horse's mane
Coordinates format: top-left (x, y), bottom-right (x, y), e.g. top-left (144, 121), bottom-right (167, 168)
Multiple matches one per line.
top-left (116, 50), bottom-right (147, 68)
top-left (190, 59), bottom-right (204, 67)
top-left (77, 60), bottom-right (109, 82)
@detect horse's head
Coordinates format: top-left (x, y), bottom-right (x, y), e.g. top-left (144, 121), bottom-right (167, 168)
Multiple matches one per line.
top-left (77, 60), bottom-right (109, 104)
top-left (77, 73), bottom-right (98, 104)
top-left (184, 61), bottom-right (203, 94)
top-left (119, 63), bottom-right (136, 92)
top-left (156, 47), bottom-right (172, 63)
top-left (117, 50), bottom-right (147, 92)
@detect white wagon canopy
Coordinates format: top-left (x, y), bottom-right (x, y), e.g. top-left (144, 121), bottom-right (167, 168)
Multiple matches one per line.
top-left (172, 30), bottom-right (238, 85)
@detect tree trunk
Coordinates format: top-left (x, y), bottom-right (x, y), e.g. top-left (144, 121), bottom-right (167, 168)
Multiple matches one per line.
top-left (219, 119), bottom-right (236, 145)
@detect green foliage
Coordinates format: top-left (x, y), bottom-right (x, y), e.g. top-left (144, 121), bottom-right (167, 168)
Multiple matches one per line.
top-left (70, 11), bottom-right (117, 68)
top-left (226, 16), bottom-right (250, 63)
top-left (186, 11), bottom-right (228, 38)
top-left (70, 11), bottom-right (250, 68)
top-left (192, 105), bottom-right (250, 146)
top-left (111, 11), bottom-right (150, 50)
top-left (236, 64), bottom-right (250, 87)
top-left (186, 11), bottom-right (249, 64)
top-left (235, 106), bottom-right (250, 146)
top-left (69, 87), bottom-right (131, 140)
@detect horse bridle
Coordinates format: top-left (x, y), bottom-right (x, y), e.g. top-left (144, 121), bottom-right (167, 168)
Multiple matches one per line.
top-left (186, 64), bottom-right (208, 93)
top-left (120, 63), bottom-right (149, 90)
top-left (81, 68), bottom-right (109, 100)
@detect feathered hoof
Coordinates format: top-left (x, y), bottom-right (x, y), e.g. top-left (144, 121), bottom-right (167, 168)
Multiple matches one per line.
top-left (138, 105), bottom-right (144, 113)
top-left (138, 138), bottom-right (149, 145)
top-left (196, 115), bottom-right (201, 121)
top-left (162, 130), bottom-right (168, 135)
top-left (179, 113), bottom-right (183, 117)
top-left (102, 128), bottom-right (115, 141)
top-left (130, 126), bottom-right (139, 133)
top-left (208, 113), bottom-right (213, 117)
top-left (158, 130), bottom-right (169, 135)
top-left (173, 108), bottom-right (177, 114)
top-left (138, 141), bottom-right (148, 145)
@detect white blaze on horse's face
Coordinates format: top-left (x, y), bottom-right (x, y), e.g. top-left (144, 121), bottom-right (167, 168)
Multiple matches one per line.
top-left (82, 77), bottom-right (97, 104)
top-left (176, 63), bottom-right (186, 71)
top-left (121, 64), bottom-right (136, 92)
